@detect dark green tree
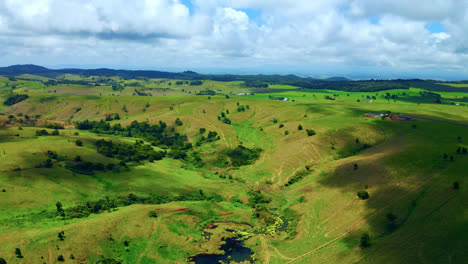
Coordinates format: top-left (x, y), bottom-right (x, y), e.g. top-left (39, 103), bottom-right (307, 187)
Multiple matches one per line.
top-left (0, 257), bottom-right (7, 264)
top-left (298, 124), bottom-right (303, 130)
top-left (75, 140), bottom-right (83, 146)
top-left (360, 233), bottom-right (370, 248)
top-left (15, 248), bottom-right (23, 258)
top-left (357, 191), bottom-right (369, 200)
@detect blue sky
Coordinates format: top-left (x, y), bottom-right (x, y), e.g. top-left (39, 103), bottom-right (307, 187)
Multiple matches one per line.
top-left (0, 0), bottom-right (467, 80)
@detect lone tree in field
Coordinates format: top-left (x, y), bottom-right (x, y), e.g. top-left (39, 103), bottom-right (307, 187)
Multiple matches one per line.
top-left (15, 248), bottom-right (23, 258)
top-left (75, 140), bottom-right (83, 146)
top-left (58, 231), bottom-right (65, 241)
top-left (360, 233), bottom-right (370, 248)
top-left (357, 190), bottom-right (369, 200)
top-left (355, 138), bottom-right (360, 144)
top-left (354, 163), bottom-right (359, 170)
top-left (57, 254), bottom-right (65, 262)
top-left (0, 257), bottom-right (7, 264)
top-left (56, 201), bottom-right (63, 213)
top-left (175, 118), bottom-right (183, 126)
top-left (298, 124), bottom-right (303, 130)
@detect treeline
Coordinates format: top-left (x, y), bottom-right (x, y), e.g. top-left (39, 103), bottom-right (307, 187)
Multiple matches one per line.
top-left (61, 191), bottom-right (225, 219)
top-left (75, 119), bottom-right (188, 151)
top-left (3, 94), bottom-right (29, 106)
top-left (96, 139), bottom-right (166, 162)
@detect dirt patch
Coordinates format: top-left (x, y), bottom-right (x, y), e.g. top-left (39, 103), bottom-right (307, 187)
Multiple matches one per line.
top-left (173, 208), bottom-right (189, 213)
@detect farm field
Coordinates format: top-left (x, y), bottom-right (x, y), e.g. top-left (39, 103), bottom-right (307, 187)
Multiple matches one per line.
top-left (0, 73), bottom-right (467, 264)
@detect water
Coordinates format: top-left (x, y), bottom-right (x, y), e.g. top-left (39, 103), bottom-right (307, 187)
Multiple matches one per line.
top-left (188, 235), bottom-right (254, 264)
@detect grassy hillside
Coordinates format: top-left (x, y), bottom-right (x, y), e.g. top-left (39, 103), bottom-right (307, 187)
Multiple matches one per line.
top-left (0, 75), bottom-right (466, 264)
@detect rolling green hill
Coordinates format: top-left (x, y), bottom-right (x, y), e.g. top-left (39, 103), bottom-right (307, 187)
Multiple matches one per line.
top-left (0, 73), bottom-right (466, 264)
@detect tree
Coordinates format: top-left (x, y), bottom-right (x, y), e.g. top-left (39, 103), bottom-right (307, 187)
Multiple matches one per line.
top-left (306, 129), bottom-right (316, 136)
top-left (58, 231), bottom-right (65, 241)
top-left (279, 124), bottom-right (284, 128)
top-left (354, 163), bottom-right (358, 170)
top-left (175, 118), bottom-right (183, 126)
top-left (298, 124), bottom-right (303, 130)
top-left (453, 181), bottom-right (459, 190)
top-left (357, 191), bottom-right (369, 200)
top-left (360, 233), bottom-right (370, 248)
top-left (57, 254), bottom-right (65, 262)
top-left (45, 158), bottom-right (53, 168)
top-left (56, 201), bottom-right (63, 213)
top-left (355, 138), bottom-right (360, 144)
top-left (0, 258), bottom-right (6, 264)
top-left (199, 128), bottom-right (206, 134)
top-left (75, 140), bottom-right (83, 146)
top-left (148, 210), bottom-right (158, 218)
top-left (51, 129), bottom-right (59, 136)
top-left (284, 130), bottom-right (289, 135)
top-left (15, 248), bottom-right (23, 258)
top-left (74, 155), bottom-right (82, 162)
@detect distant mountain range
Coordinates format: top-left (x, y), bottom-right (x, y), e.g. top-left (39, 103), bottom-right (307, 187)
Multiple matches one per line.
top-left (0, 64), bottom-right (349, 82)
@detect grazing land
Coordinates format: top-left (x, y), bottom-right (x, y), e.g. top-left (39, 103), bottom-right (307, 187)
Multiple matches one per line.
top-left (0, 68), bottom-right (467, 264)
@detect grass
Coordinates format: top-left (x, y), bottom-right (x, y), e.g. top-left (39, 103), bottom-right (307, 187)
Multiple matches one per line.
top-left (0, 76), bottom-right (466, 263)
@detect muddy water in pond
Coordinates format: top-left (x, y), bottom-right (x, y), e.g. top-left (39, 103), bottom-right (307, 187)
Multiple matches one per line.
top-left (188, 235), bottom-right (254, 264)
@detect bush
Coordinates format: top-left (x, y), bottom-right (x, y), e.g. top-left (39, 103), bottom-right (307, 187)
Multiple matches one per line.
top-left (75, 140), bottom-right (83, 146)
top-left (306, 129), bottom-right (316, 136)
top-left (357, 191), bottom-right (369, 200)
top-left (148, 210), bottom-right (158, 218)
top-left (57, 255), bottom-right (65, 262)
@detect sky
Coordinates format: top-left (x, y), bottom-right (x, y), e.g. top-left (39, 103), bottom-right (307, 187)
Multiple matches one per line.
top-left (0, 0), bottom-right (467, 80)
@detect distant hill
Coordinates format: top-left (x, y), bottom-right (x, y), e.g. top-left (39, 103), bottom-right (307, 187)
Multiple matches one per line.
top-left (1, 64), bottom-right (467, 93)
top-left (323, 77), bottom-right (350, 82)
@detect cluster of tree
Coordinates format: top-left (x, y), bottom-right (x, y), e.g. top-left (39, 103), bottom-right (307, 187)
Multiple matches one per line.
top-left (133, 89), bottom-right (151, 96)
top-left (3, 94), bottom-right (29, 106)
top-left (284, 170), bottom-right (310, 187)
top-left (60, 191), bottom-right (225, 219)
top-left (45, 124), bottom-right (64, 129)
top-left (35, 129), bottom-right (60, 136)
top-left (75, 119), bottom-right (188, 151)
top-left (227, 145), bottom-right (262, 167)
top-left (95, 139), bottom-right (166, 162)
top-left (105, 113), bottom-right (121, 121)
top-left (196, 89), bottom-right (216, 95)
top-left (111, 82), bottom-right (124, 91)
top-left (196, 129), bottom-right (220, 145)
top-left (189, 80), bottom-right (203, 86)
top-left (242, 80), bottom-right (269, 88)
top-left (237, 104), bottom-right (250, 112)
top-left (65, 159), bottom-right (117, 175)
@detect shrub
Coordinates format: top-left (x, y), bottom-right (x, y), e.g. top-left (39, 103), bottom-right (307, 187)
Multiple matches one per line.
top-left (306, 129), bottom-right (316, 136)
top-left (75, 140), bottom-right (83, 146)
top-left (58, 254), bottom-right (65, 262)
top-left (357, 191), bottom-right (369, 200)
top-left (149, 210), bottom-right (158, 218)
